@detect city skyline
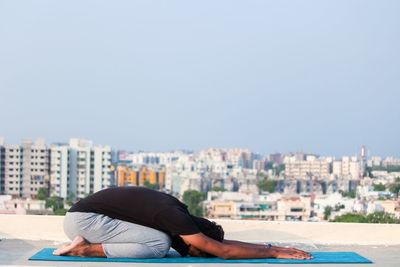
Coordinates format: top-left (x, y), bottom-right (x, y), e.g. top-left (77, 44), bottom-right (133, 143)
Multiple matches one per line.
top-left (1, 1), bottom-right (399, 157)
top-left (0, 135), bottom-right (397, 158)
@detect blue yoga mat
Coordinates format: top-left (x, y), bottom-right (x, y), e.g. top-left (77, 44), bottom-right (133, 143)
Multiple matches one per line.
top-left (29, 248), bottom-right (372, 264)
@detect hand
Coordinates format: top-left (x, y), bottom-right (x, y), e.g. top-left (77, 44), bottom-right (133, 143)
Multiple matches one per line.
top-left (272, 246), bottom-right (312, 260)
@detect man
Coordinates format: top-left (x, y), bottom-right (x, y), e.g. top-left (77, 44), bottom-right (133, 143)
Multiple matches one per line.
top-left (54, 187), bottom-right (312, 260)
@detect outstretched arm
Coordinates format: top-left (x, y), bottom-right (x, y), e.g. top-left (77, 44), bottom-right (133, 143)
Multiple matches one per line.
top-left (180, 233), bottom-right (311, 260)
top-left (223, 239), bottom-right (312, 259)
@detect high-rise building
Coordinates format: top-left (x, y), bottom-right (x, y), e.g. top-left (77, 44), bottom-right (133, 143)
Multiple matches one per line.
top-left (359, 145), bottom-right (367, 176)
top-left (3, 139), bottom-right (50, 198)
top-left (50, 139), bottom-right (112, 199)
top-left (50, 144), bottom-right (70, 199)
top-left (332, 156), bottom-right (361, 179)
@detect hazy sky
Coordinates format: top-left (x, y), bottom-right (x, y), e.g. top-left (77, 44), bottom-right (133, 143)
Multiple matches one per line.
top-left (0, 1), bottom-right (399, 157)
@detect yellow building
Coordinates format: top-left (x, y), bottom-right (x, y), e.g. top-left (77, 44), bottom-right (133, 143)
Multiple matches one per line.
top-left (115, 165), bottom-right (165, 188)
top-left (116, 166), bottom-right (137, 187)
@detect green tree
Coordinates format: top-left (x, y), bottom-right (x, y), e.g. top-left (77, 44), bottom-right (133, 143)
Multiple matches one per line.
top-left (365, 167), bottom-right (374, 178)
top-left (371, 165), bottom-right (400, 172)
top-left (275, 164), bottom-right (285, 175)
top-left (143, 179), bottom-right (159, 190)
top-left (387, 166), bottom-right (400, 172)
top-left (340, 190), bottom-right (356, 198)
top-left (332, 212), bottom-right (400, 224)
top-left (182, 190), bottom-right (206, 216)
top-left (211, 186), bottom-right (226, 192)
top-left (53, 208), bottom-right (68, 215)
top-left (373, 183), bottom-right (386, 191)
top-left (365, 212), bottom-right (400, 224)
top-left (334, 203), bottom-right (345, 212)
top-left (45, 196), bottom-right (65, 215)
top-left (387, 177), bottom-right (400, 198)
top-left (36, 188), bottom-right (47, 200)
top-left (256, 171), bottom-right (265, 177)
top-left (66, 192), bottom-right (75, 206)
top-left (324, 206), bottom-right (333, 220)
top-left (331, 213), bottom-right (367, 223)
top-left (264, 162), bottom-right (274, 170)
top-left (257, 179), bottom-right (277, 193)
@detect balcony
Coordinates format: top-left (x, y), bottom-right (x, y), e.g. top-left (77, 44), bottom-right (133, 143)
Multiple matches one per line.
top-left (0, 214), bottom-right (399, 266)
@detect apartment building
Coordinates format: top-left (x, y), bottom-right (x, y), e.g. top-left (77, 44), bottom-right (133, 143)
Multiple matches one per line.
top-left (50, 144), bottom-right (70, 199)
top-left (115, 165), bottom-right (166, 188)
top-left (50, 139), bottom-right (112, 199)
top-left (206, 192), bottom-right (312, 221)
top-left (3, 139), bottom-right (50, 198)
top-left (284, 155), bottom-right (331, 179)
top-left (332, 156), bottom-right (361, 179)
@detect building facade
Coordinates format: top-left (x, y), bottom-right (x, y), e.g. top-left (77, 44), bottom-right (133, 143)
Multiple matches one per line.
top-left (50, 139), bottom-right (112, 199)
top-left (3, 139), bottom-right (50, 198)
top-left (115, 165), bottom-right (166, 188)
top-left (284, 155), bottom-right (331, 179)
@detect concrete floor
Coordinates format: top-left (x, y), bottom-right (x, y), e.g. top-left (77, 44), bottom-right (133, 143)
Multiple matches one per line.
top-left (1, 239), bottom-right (399, 267)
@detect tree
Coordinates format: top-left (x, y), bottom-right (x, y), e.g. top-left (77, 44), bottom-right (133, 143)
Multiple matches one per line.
top-left (257, 179), bottom-right (277, 193)
top-left (45, 196), bottom-right (67, 215)
top-left (340, 190), bottom-right (356, 199)
top-left (275, 164), bottom-right (285, 175)
top-left (334, 203), bottom-right (345, 212)
top-left (389, 177), bottom-right (400, 198)
top-left (182, 190), bottom-right (206, 216)
top-left (66, 192), bottom-right (76, 206)
top-left (143, 179), bottom-right (159, 190)
top-left (36, 188), bottom-right (47, 200)
top-left (373, 183), bottom-right (386, 191)
top-left (371, 165), bottom-right (400, 172)
top-left (365, 167), bottom-right (374, 178)
top-left (53, 208), bottom-right (68, 216)
top-left (332, 212), bottom-right (400, 224)
top-left (324, 206), bottom-right (333, 220)
top-left (211, 186), bottom-right (226, 192)
top-left (331, 213), bottom-right (366, 223)
top-left (365, 212), bottom-right (400, 224)
top-left (264, 162), bottom-right (274, 171)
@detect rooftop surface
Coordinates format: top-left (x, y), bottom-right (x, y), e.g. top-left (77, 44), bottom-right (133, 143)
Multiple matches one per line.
top-left (1, 215), bottom-right (399, 266)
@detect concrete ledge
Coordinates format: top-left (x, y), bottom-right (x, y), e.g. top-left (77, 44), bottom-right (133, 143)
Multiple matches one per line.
top-left (217, 219), bottom-right (400, 245)
top-left (1, 215), bottom-right (399, 245)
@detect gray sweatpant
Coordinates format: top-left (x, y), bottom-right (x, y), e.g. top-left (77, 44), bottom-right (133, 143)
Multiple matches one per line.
top-left (63, 212), bottom-right (171, 258)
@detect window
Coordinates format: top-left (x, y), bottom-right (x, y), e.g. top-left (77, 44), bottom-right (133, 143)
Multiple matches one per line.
top-left (290, 208), bottom-right (304, 212)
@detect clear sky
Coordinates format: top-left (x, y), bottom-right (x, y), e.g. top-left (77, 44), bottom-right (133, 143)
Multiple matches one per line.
top-left (0, 1), bottom-right (399, 157)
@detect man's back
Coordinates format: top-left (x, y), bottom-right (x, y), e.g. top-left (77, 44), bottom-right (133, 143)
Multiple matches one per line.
top-left (69, 187), bottom-right (189, 229)
top-left (69, 186), bottom-right (200, 256)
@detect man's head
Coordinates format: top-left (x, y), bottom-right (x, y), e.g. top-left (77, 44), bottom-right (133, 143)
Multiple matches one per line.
top-left (190, 215), bottom-right (224, 242)
top-left (189, 215), bottom-right (224, 257)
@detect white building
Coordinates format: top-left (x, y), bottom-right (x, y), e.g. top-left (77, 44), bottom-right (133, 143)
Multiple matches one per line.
top-left (284, 155), bottom-right (331, 179)
top-left (3, 139), bottom-right (50, 198)
top-left (50, 139), bottom-right (112, 199)
top-left (0, 194), bottom-right (49, 215)
top-left (332, 156), bottom-right (361, 179)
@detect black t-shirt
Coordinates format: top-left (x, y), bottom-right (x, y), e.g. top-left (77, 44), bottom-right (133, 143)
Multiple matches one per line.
top-left (68, 187), bottom-right (199, 256)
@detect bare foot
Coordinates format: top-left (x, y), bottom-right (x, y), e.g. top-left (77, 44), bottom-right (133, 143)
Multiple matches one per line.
top-left (53, 236), bottom-right (86, 256)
